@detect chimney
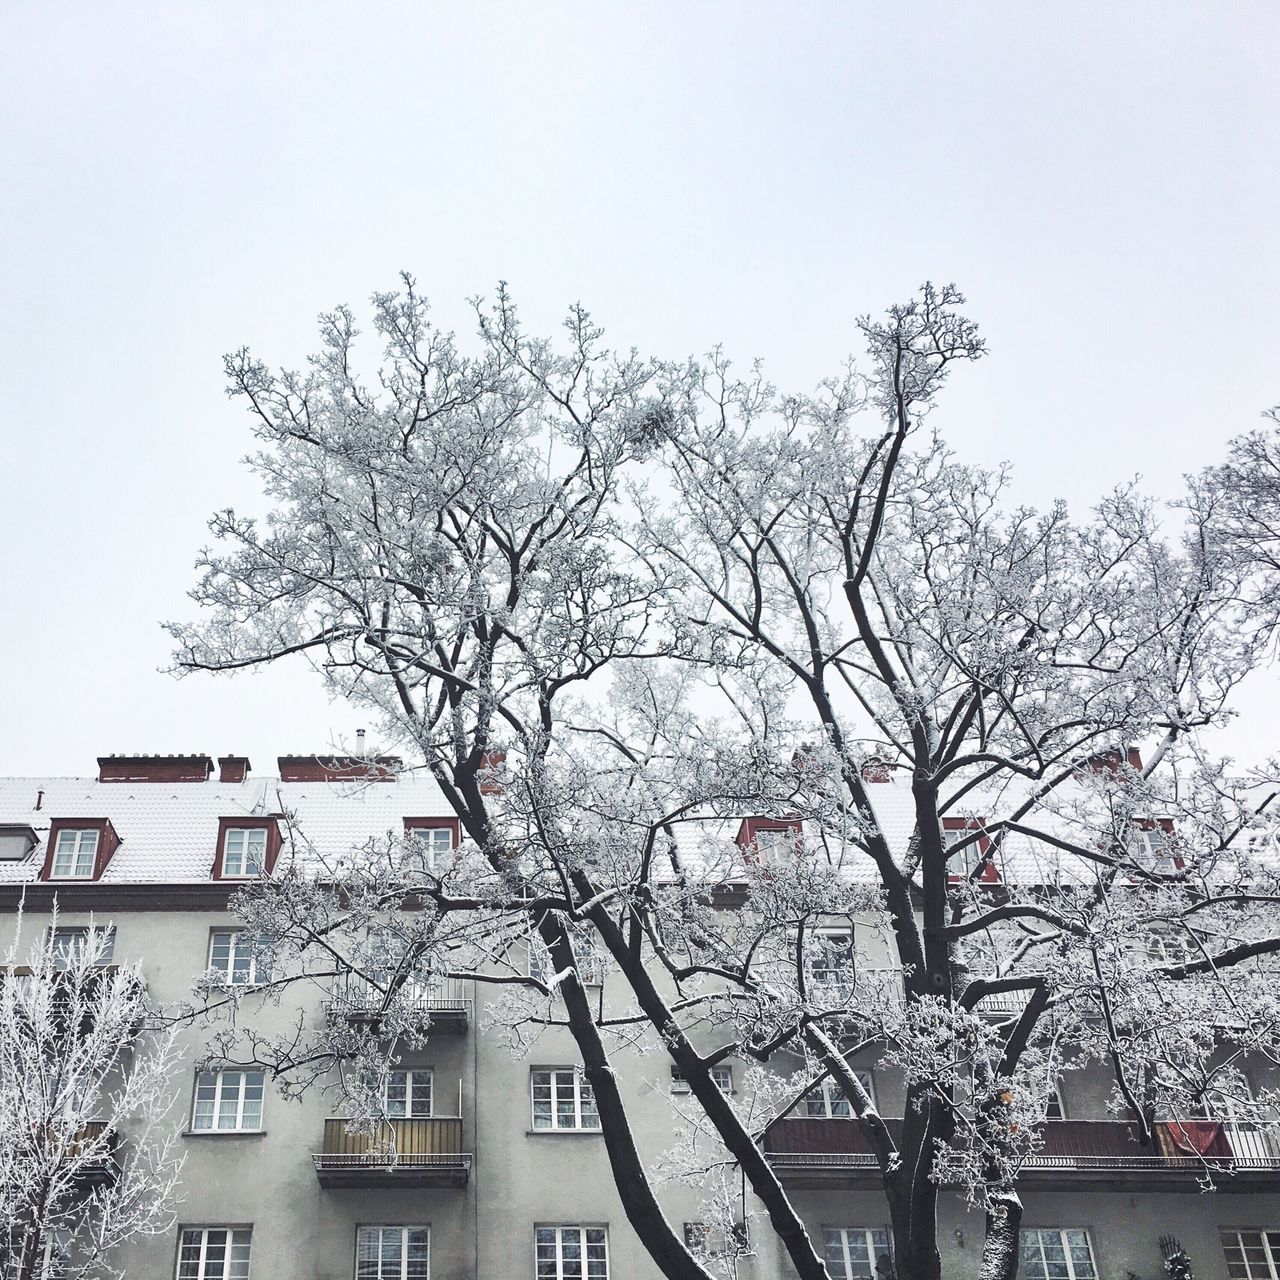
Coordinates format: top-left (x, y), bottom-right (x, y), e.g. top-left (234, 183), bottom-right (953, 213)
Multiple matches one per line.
top-left (278, 755), bottom-right (401, 783)
top-left (479, 750), bottom-right (506, 795)
top-left (98, 754), bottom-right (213, 783)
top-left (356, 729), bottom-right (366, 757)
top-left (861, 757), bottom-right (892, 783)
top-left (218, 756), bottom-right (251, 784)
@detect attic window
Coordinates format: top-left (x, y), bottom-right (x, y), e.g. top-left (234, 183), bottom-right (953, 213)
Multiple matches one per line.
top-left (944, 818), bottom-right (997, 883)
top-left (403, 819), bottom-right (459, 874)
top-left (1131, 819), bottom-right (1182, 873)
top-left (736, 817), bottom-right (803, 863)
top-left (0, 825), bottom-right (38, 861)
top-left (212, 818), bottom-right (282, 880)
top-left (40, 819), bottom-right (120, 882)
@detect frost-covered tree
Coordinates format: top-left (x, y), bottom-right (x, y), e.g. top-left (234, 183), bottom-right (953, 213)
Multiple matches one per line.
top-left (0, 921), bottom-right (184, 1280)
top-left (169, 279), bottom-right (1280, 1280)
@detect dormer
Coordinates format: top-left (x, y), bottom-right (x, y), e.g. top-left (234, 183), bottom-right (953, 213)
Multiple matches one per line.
top-left (0, 824), bottom-right (38, 862)
top-left (1131, 817), bottom-right (1182, 873)
top-left (944, 816), bottom-right (998, 884)
top-left (212, 816), bottom-right (284, 880)
top-left (736, 816), bottom-right (803, 863)
top-left (403, 817), bottom-right (460, 873)
top-left (40, 818), bottom-right (122, 881)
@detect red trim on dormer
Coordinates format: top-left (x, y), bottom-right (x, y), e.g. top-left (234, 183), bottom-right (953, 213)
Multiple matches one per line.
top-left (403, 817), bottom-right (461, 846)
top-left (212, 816), bottom-right (284, 880)
top-left (40, 818), bottom-right (121, 882)
top-left (944, 816), bottom-right (999, 884)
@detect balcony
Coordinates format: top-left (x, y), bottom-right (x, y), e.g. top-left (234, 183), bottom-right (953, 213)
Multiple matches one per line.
top-left (763, 1118), bottom-right (1280, 1192)
top-left (325, 975), bottom-right (470, 1033)
top-left (313, 1117), bottom-right (471, 1188)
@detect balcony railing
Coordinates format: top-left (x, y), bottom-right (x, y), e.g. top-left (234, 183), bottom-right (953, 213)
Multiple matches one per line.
top-left (312, 1116), bottom-right (471, 1187)
top-left (764, 1118), bottom-right (1280, 1190)
top-left (325, 975), bottom-right (470, 1033)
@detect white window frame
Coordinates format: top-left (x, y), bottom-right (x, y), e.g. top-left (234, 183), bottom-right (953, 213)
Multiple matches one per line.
top-left (355, 1225), bottom-right (430, 1280)
top-left (175, 1228), bottom-right (252, 1280)
top-left (529, 928), bottom-right (604, 987)
top-left (755, 824), bottom-right (800, 862)
top-left (805, 1071), bottom-right (875, 1118)
top-left (191, 1070), bottom-right (265, 1133)
top-left (531, 1069), bottom-right (600, 1131)
top-left (221, 828), bottom-right (267, 878)
top-left (535, 1226), bottom-right (608, 1280)
top-left (1221, 1230), bottom-right (1280, 1279)
top-left (207, 931), bottom-right (268, 986)
top-left (822, 1226), bottom-right (892, 1280)
top-left (48, 925), bottom-right (116, 968)
top-left (385, 1070), bottom-right (433, 1119)
top-left (943, 823), bottom-right (991, 879)
top-left (670, 1065), bottom-right (733, 1095)
top-left (810, 930), bottom-right (856, 998)
top-left (50, 828), bottom-right (98, 879)
top-left (1018, 1228), bottom-right (1099, 1280)
top-left (404, 824), bottom-right (454, 874)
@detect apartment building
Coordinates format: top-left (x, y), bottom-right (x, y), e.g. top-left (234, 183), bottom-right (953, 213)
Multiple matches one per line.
top-left (1, 753), bottom-right (1279, 1280)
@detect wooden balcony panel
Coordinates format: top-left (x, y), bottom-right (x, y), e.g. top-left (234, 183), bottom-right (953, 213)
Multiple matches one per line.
top-left (313, 1117), bottom-right (471, 1188)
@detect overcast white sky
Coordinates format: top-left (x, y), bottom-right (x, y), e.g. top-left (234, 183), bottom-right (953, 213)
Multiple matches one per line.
top-left (1, 2), bottom-right (1277, 779)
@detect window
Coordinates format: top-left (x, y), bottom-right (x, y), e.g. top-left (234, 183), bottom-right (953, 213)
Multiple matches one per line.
top-left (1131, 820), bottom-right (1182, 873)
top-left (805, 1071), bottom-right (875, 1118)
top-left (386, 1070), bottom-right (433, 1119)
top-left (191, 1070), bottom-right (265, 1132)
top-left (944, 818), bottom-right (996, 882)
top-left (810, 931), bottom-right (856, 1000)
top-left (529, 928), bottom-right (604, 987)
top-left (49, 925), bottom-right (115, 968)
top-left (737, 817), bottom-right (803, 863)
top-left (535, 1227), bottom-right (607, 1280)
top-left (1018, 1229), bottom-right (1099, 1280)
top-left (1046, 1080), bottom-right (1067, 1121)
top-left (3, 1228), bottom-right (71, 1280)
top-left (220, 828), bottom-right (266, 878)
top-left (1222, 1231), bottom-right (1280, 1279)
top-left (670, 1065), bottom-right (733, 1095)
top-left (532, 1069), bottom-right (600, 1131)
top-left (356, 1227), bottom-right (429, 1280)
top-left (822, 1227), bottom-right (892, 1279)
top-left (50, 828), bottom-right (98, 879)
top-left (208, 932), bottom-right (269, 986)
top-left (176, 1229), bottom-right (251, 1280)
top-left (403, 821), bottom-right (456, 874)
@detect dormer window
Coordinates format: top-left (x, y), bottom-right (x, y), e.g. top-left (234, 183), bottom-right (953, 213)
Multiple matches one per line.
top-left (1131, 819), bottom-right (1181, 873)
top-left (403, 819), bottom-right (459, 874)
top-left (944, 817), bottom-right (997, 883)
top-left (212, 818), bottom-right (282, 881)
top-left (223, 828), bottom-right (265, 877)
top-left (736, 817), bottom-right (803, 863)
top-left (40, 819), bottom-right (120, 882)
top-left (52, 829), bottom-right (98, 878)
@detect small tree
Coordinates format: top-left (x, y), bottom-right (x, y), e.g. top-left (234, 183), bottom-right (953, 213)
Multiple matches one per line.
top-left (0, 920), bottom-right (184, 1280)
top-left (170, 279), bottom-right (1280, 1280)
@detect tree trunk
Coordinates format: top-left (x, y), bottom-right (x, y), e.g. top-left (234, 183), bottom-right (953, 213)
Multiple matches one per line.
top-left (885, 1089), bottom-right (945, 1280)
top-left (541, 918), bottom-right (716, 1280)
top-left (978, 1189), bottom-right (1023, 1280)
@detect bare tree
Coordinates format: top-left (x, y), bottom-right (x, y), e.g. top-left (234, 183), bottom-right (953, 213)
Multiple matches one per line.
top-left (0, 919), bottom-right (185, 1280)
top-left (169, 279), bottom-right (1280, 1280)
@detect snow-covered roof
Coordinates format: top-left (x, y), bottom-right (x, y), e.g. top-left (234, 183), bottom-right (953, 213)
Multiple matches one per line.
top-left (0, 774), bottom-right (455, 885)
